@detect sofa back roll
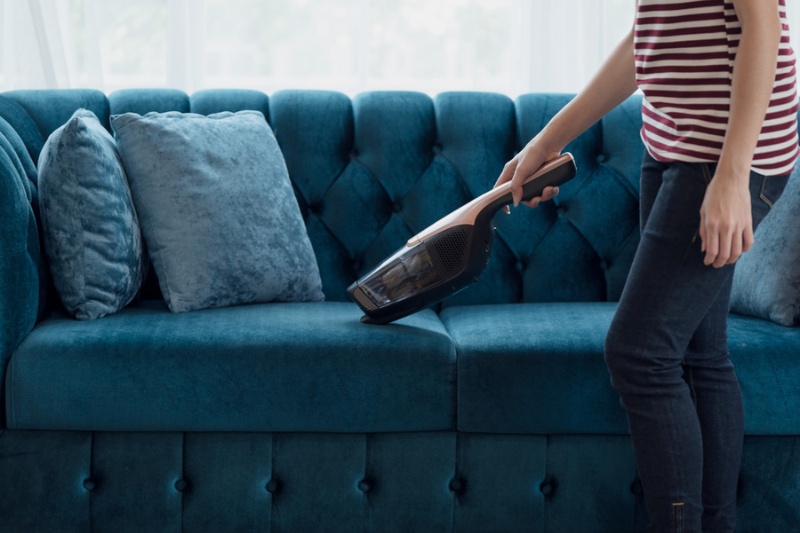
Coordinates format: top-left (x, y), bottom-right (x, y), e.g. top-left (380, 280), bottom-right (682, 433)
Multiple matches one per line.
top-left (108, 89), bottom-right (643, 306)
top-left (265, 90), bottom-right (645, 304)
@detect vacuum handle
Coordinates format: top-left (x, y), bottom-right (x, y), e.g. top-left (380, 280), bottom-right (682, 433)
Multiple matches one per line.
top-left (485, 153), bottom-right (576, 214)
top-left (407, 153), bottom-right (576, 247)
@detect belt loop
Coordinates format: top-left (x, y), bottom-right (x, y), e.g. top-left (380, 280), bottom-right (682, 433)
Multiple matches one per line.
top-left (700, 163), bottom-right (713, 185)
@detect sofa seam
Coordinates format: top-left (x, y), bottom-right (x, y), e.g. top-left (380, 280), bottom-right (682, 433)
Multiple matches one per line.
top-left (269, 433), bottom-right (276, 532)
top-left (88, 432), bottom-right (95, 533)
top-left (180, 432), bottom-right (186, 533)
top-left (544, 434), bottom-right (552, 529)
top-left (437, 313), bottom-right (462, 433)
top-left (362, 433), bottom-right (371, 533)
top-left (450, 432), bottom-right (462, 532)
top-left (6, 348), bottom-right (17, 428)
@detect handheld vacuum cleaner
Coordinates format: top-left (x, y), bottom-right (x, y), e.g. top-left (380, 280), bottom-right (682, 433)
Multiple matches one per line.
top-left (347, 153), bottom-right (577, 325)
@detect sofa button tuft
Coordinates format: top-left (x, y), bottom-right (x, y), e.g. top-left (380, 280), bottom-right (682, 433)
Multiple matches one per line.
top-left (266, 479), bottom-right (281, 494)
top-left (358, 479), bottom-right (371, 493)
top-left (449, 478), bottom-right (465, 493)
top-left (539, 479), bottom-right (556, 497)
top-left (392, 203), bottom-right (402, 214)
top-left (174, 479), bottom-right (189, 492)
top-left (597, 153), bottom-right (607, 164)
top-left (83, 478), bottom-right (96, 491)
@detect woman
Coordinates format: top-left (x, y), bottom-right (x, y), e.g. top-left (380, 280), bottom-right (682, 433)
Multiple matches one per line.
top-left (494, 1), bottom-right (798, 531)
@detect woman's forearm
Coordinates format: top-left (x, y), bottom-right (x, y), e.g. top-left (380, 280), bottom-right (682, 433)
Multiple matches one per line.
top-left (498, 18), bottom-right (638, 205)
top-left (698, 0), bottom-right (784, 268)
top-left (537, 26), bottom-right (639, 154)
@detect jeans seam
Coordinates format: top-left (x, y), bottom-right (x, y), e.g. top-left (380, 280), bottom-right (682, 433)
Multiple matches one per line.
top-left (690, 163), bottom-right (713, 245)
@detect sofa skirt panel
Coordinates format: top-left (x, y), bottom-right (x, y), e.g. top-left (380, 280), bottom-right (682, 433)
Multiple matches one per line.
top-left (1, 429), bottom-right (798, 533)
top-left (0, 430), bottom-right (641, 533)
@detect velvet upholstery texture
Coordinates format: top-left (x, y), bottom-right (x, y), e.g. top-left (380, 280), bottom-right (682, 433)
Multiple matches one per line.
top-left (3, 89), bottom-right (110, 142)
top-left (108, 88), bottom-right (190, 116)
top-left (105, 89), bottom-right (643, 306)
top-left (0, 94), bottom-right (46, 164)
top-left (264, 90), bottom-right (643, 304)
top-left (7, 301), bottom-right (456, 432)
top-left (2, 88), bottom-right (800, 532)
top-left (3, 430), bottom-right (799, 532)
top-left (0, 97), bottom-right (45, 427)
top-left (726, 313), bottom-right (800, 434)
top-left (37, 109), bottom-right (145, 320)
top-left (111, 110), bottom-right (324, 312)
top-left (0, 431), bottom-right (646, 532)
top-left (442, 302), bottom-right (627, 434)
top-left (444, 303), bottom-right (800, 436)
top-left (730, 170), bottom-right (800, 326)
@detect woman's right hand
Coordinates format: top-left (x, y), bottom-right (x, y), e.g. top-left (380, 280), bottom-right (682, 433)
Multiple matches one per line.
top-left (494, 139), bottom-right (562, 210)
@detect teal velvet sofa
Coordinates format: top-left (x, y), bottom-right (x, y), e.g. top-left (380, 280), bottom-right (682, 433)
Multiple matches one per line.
top-left (1, 88), bottom-right (799, 532)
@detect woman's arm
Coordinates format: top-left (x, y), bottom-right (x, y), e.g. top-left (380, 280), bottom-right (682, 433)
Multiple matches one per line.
top-left (495, 4), bottom-right (638, 207)
top-left (699, 0), bottom-right (783, 268)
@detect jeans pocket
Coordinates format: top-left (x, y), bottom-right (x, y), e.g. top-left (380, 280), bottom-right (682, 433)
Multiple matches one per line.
top-left (750, 173), bottom-right (790, 229)
top-left (758, 173), bottom-right (790, 208)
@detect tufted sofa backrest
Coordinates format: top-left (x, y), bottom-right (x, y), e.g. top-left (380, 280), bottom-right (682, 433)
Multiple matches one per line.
top-left (0, 88), bottom-right (645, 312)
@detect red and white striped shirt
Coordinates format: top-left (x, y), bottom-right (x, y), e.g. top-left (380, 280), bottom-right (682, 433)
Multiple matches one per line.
top-left (635, 0), bottom-right (800, 176)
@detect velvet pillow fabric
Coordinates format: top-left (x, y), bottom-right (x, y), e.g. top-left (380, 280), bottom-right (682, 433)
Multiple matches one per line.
top-left (730, 172), bottom-right (800, 327)
top-left (111, 110), bottom-right (324, 313)
top-left (37, 109), bottom-right (145, 320)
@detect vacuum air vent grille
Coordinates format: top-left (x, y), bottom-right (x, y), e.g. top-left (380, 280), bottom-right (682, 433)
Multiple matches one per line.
top-left (431, 227), bottom-right (469, 274)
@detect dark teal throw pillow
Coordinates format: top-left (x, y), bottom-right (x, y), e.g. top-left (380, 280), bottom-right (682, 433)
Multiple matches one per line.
top-left (111, 110), bottom-right (324, 313)
top-left (38, 109), bottom-right (146, 320)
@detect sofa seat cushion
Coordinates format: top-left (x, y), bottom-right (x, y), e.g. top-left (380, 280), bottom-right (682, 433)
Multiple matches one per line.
top-left (441, 302), bottom-right (627, 434)
top-left (727, 313), bottom-right (800, 434)
top-left (6, 301), bottom-right (456, 432)
top-left (443, 303), bottom-right (800, 435)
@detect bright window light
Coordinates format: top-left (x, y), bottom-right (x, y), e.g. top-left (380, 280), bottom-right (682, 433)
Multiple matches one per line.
top-left (0, 0), bottom-right (797, 97)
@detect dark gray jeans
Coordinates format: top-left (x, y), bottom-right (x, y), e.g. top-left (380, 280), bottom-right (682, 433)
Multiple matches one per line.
top-left (605, 151), bottom-right (789, 533)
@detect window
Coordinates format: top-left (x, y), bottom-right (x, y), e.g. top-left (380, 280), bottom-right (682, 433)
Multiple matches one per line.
top-left (1, 0), bottom-right (798, 97)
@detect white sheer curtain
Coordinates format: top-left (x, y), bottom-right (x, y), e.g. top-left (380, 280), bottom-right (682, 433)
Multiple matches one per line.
top-left (0, 0), bottom-right (798, 97)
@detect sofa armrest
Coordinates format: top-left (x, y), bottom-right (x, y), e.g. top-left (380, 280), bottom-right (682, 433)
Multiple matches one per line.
top-left (0, 167), bottom-right (43, 429)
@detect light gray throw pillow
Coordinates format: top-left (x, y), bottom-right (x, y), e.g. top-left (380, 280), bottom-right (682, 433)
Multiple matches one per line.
top-left (111, 110), bottom-right (324, 313)
top-left (730, 172), bottom-right (800, 327)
